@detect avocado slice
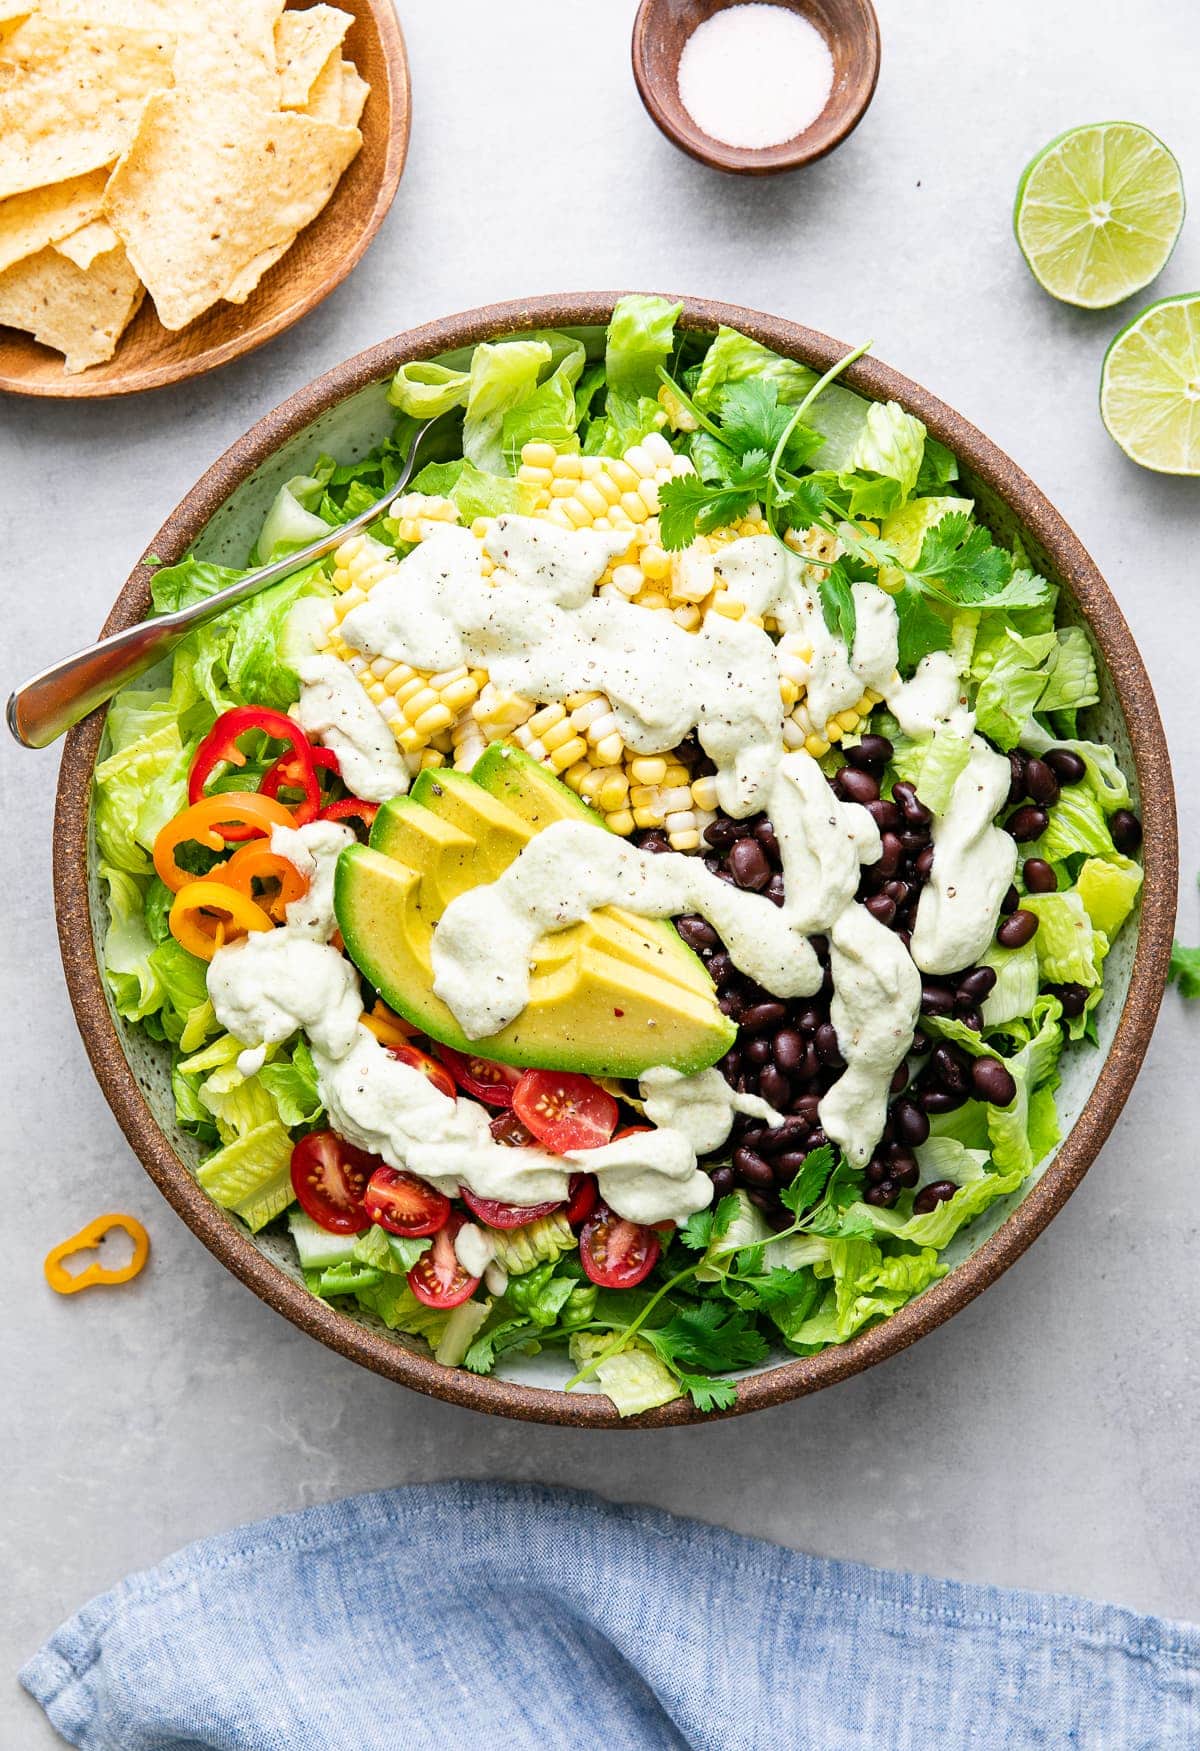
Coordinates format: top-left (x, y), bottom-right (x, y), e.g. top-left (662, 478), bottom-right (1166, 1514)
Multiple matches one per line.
top-left (470, 742), bottom-right (714, 991)
top-left (335, 845), bottom-right (735, 1078)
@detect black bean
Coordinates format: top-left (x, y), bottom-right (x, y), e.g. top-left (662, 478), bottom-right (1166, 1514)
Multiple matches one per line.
top-left (931, 1042), bottom-right (971, 1094)
top-left (884, 879), bottom-right (911, 906)
top-left (709, 1165), bottom-right (735, 1198)
top-left (758, 1064), bottom-right (791, 1109)
top-left (1006, 805), bottom-right (1049, 843)
top-left (676, 915), bottom-right (719, 951)
top-left (733, 1146), bottom-right (773, 1187)
top-left (1007, 750), bottom-right (1028, 806)
top-left (765, 874), bottom-right (786, 907)
top-left (815, 1023), bottom-right (844, 1066)
top-left (890, 1060), bottom-right (911, 1095)
top-left (957, 966), bottom-right (997, 1004)
top-left (717, 994), bottom-right (738, 1018)
top-left (640, 830), bottom-right (671, 854)
top-left (973, 1057), bottom-right (1017, 1106)
top-left (740, 1000), bottom-right (789, 1034)
top-left (920, 983), bottom-right (955, 1017)
top-left (889, 1148), bottom-right (920, 1188)
top-left (1024, 757), bottom-right (1060, 807)
top-left (1045, 747), bottom-right (1086, 785)
top-left (899, 828), bottom-right (930, 853)
top-left (997, 909), bottom-right (1039, 949)
top-left (1110, 809), bottom-right (1142, 854)
top-left (892, 780), bottom-right (932, 825)
top-left (775, 1150), bottom-right (813, 1179)
top-left (911, 1029), bottom-right (930, 1055)
top-left (867, 798), bottom-right (905, 833)
top-left (745, 1037), bottom-right (771, 1066)
top-left (729, 837), bottom-right (772, 890)
top-left (865, 1180), bottom-right (901, 1208)
top-left (1052, 981), bottom-right (1089, 1018)
top-left (809, 934), bottom-right (829, 960)
top-left (893, 1099), bottom-right (930, 1146)
top-left (838, 767), bottom-right (881, 806)
top-left (747, 1189), bottom-right (779, 1214)
top-left (959, 1008), bottom-right (984, 1033)
top-left (913, 1180), bottom-right (957, 1214)
top-left (1022, 858), bottom-right (1057, 894)
top-left (847, 733), bottom-right (894, 769)
top-left (865, 1156), bottom-right (889, 1185)
top-left (873, 832), bottom-right (904, 877)
top-left (921, 1087), bottom-right (969, 1114)
top-left (914, 845), bottom-right (936, 879)
top-left (1000, 883), bottom-right (1020, 916)
top-left (754, 818), bottom-right (780, 860)
top-left (865, 893), bottom-right (897, 926)
top-left (708, 950), bottom-right (734, 987)
top-left (703, 817), bottom-right (738, 849)
top-left (773, 1029), bottom-right (805, 1073)
top-left (758, 1116), bottom-right (809, 1155)
top-left (804, 1127), bottom-right (829, 1153)
top-left (792, 1095), bottom-right (822, 1126)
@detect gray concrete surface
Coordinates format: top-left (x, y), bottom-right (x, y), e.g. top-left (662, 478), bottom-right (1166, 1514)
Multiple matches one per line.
top-left (3, 0), bottom-right (1199, 1740)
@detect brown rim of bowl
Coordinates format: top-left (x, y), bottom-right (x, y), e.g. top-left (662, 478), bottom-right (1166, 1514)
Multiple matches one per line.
top-left (53, 292), bottom-right (1178, 1428)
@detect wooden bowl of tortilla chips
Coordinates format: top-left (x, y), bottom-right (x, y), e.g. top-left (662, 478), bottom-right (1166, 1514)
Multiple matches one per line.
top-left (0, 0), bottom-right (409, 397)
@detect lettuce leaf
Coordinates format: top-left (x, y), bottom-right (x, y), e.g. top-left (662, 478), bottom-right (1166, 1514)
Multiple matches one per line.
top-left (849, 400), bottom-right (926, 501)
top-left (605, 294), bottom-right (681, 399)
top-left (462, 339), bottom-right (553, 474)
top-left (789, 1237), bottom-right (946, 1349)
top-left (694, 326), bottom-right (817, 407)
top-left (567, 1332), bottom-right (680, 1415)
top-left (889, 724), bottom-right (972, 815)
top-left (254, 468), bottom-right (333, 562)
top-left (980, 940), bottom-right (1040, 1029)
top-left (196, 1121), bottom-right (294, 1231)
top-left (408, 457), bottom-right (529, 522)
top-left (257, 1038), bottom-right (323, 1129)
top-left (501, 334), bottom-right (587, 466)
top-left (974, 628), bottom-right (1059, 750)
top-left (1023, 891), bottom-right (1106, 987)
top-left (1019, 724), bottom-right (1130, 811)
top-left (1075, 853), bottom-right (1142, 940)
top-left (1036, 626), bottom-right (1099, 714)
top-left (1031, 781), bottom-right (1117, 863)
top-left (387, 358), bottom-right (470, 419)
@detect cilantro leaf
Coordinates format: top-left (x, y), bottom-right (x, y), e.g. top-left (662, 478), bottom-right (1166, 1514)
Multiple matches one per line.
top-left (779, 1144), bottom-right (836, 1217)
top-left (679, 1193), bottom-right (740, 1253)
top-left (644, 1300), bottom-right (768, 1374)
top-left (817, 563), bottom-right (857, 649)
top-left (1169, 940), bottom-right (1200, 998)
top-left (894, 581), bottom-right (951, 671)
top-left (657, 475), bottom-right (761, 550)
top-left (914, 435), bottom-right (958, 496)
top-left (717, 378), bottom-right (795, 455)
top-left (676, 1371), bottom-right (739, 1413)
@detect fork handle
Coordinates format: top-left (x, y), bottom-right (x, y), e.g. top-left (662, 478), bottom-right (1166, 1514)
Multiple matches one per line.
top-left (6, 617), bottom-right (188, 749)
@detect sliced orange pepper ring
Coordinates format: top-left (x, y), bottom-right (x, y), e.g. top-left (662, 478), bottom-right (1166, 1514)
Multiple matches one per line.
top-left (361, 999), bottom-right (420, 1048)
top-left (45, 1214), bottom-right (150, 1295)
top-left (169, 879), bottom-right (274, 961)
top-left (153, 791), bottom-right (296, 892)
top-left (222, 841), bottom-right (310, 924)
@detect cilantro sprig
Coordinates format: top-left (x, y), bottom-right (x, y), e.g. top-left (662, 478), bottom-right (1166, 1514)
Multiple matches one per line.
top-left (563, 1145), bottom-right (874, 1409)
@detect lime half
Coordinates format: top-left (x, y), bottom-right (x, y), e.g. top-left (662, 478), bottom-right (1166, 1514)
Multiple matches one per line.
top-left (1014, 122), bottom-right (1184, 308)
top-left (1100, 294), bottom-right (1200, 474)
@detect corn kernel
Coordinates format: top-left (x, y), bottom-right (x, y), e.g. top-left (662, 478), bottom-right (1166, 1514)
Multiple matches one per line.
top-left (805, 734), bottom-right (831, 758)
top-left (607, 810), bottom-right (635, 837)
top-left (629, 756), bottom-right (667, 785)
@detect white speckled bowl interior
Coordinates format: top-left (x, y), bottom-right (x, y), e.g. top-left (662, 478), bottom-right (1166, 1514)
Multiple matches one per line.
top-left (63, 300), bottom-right (1175, 1423)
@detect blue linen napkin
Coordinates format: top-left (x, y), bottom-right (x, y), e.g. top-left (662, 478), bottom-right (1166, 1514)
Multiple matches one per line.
top-left (21, 1480), bottom-right (1200, 1749)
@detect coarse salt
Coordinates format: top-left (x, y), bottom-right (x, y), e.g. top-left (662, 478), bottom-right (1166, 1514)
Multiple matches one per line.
top-left (677, 3), bottom-right (835, 151)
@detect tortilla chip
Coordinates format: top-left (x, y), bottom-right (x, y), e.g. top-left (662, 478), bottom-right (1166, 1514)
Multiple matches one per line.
top-left (55, 217), bottom-right (123, 270)
top-left (222, 241), bottom-right (290, 305)
top-left (38, 0), bottom-right (282, 95)
top-left (104, 91), bottom-right (361, 329)
top-left (0, 236), bottom-right (144, 371)
top-left (0, 17), bottom-right (175, 201)
top-left (301, 47), bottom-right (344, 124)
top-left (0, 3), bottom-right (33, 22)
top-left (338, 60), bottom-right (369, 130)
top-left (0, 168), bottom-right (111, 274)
top-left (276, 5), bottom-right (352, 108)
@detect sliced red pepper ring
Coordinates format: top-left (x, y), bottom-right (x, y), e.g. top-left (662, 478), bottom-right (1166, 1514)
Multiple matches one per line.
top-left (153, 792), bottom-right (297, 892)
top-left (44, 1214), bottom-right (150, 1295)
top-left (190, 707), bottom-right (321, 837)
top-left (262, 744), bottom-right (340, 825)
top-left (317, 795), bottom-right (379, 835)
top-left (221, 841), bottom-right (310, 924)
top-left (169, 879), bottom-right (275, 961)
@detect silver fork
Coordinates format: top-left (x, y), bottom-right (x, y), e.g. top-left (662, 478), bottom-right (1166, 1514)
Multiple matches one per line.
top-left (7, 415), bottom-right (439, 749)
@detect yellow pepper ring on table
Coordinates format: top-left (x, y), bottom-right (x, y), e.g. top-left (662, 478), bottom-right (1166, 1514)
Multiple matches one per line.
top-left (44, 1214), bottom-right (150, 1296)
top-left (152, 791), bottom-right (297, 893)
top-left (169, 879), bottom-right (274, 962)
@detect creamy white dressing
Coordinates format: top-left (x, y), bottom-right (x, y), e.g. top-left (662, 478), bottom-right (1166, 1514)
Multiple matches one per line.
top-left (269, 819), bottom-right (355, 940)
top-left (209, 932), bottom-right (362, 1062)
top-left (819, 904), bottom-right (921, 1166)
top-left (910, 741), bottom-right (1017, 975)
top-left (639, 1066), bottom-right (782, 1156)
top-left (887, 651), bottom-right (971, 739)
top-left (563, 1127), bottom-right (713, 1226)
top-left (294, 651), bottom-right (410, 802)
top-left (455, 1223), bottom-right (496, 1278)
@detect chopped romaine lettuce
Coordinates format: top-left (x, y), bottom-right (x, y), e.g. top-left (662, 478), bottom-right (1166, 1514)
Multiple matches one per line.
top-left (567, 1333), bottom-right (680, 1415)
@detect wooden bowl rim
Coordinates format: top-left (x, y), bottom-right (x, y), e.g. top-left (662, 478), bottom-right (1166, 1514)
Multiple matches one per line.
top-left (0, 0), bottom-right (411, 400)
top-left (631, 0), bottom-right (881, 175)
top-left (53, 291), bottom-right (1178, 1427)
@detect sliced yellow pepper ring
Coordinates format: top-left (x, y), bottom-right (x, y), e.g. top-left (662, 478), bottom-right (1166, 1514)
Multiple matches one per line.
top-left (169, 879), bottom-right (274, 962)
top-left (45, 1214), bottom-right (150, 1296)
top-left (361, 999), bottom-right (420, 1048)
top-left (221, 841), bottom-right (310, 924)
top-left (153, 791), bottom-right (297, 892)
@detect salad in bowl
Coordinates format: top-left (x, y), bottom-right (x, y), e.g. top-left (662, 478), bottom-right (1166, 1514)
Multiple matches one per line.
top-left (88, 296), bottom-right (1151, 1418)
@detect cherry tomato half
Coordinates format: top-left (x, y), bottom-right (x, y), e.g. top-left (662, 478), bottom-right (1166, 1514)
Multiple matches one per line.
top-left (459, 1187), bottom-right (563, 1230)
top-left (436, 1045), bottom-right (522, 1108)
top-left (407, 1214), bottom-right (479, 1308)
top-left (565, 1173), bottom-right (599, 1228)
top-left (579, 1203), bottom-right (661, 1289)
top-left (290, 1131), bottom-right (378, 1234)
top-left (489, 1111), bottom-right (535, 1147)
top-left (512, 1070), bottom-right (618, 1154)
top-left (385, 1042), bottom-right (456, 1101)
top-left (363, 1167), bottom-right (450, 1237)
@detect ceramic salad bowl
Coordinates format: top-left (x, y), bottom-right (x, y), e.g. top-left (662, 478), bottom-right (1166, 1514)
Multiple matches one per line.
top-left (53, 293), bottom-right (1178, 1426)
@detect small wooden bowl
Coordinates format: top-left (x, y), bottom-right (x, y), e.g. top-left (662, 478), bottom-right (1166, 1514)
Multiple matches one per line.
top-left (0, 0), bottom-right (410, 399)
top-left (632, 0), bottom-right (880, 175)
